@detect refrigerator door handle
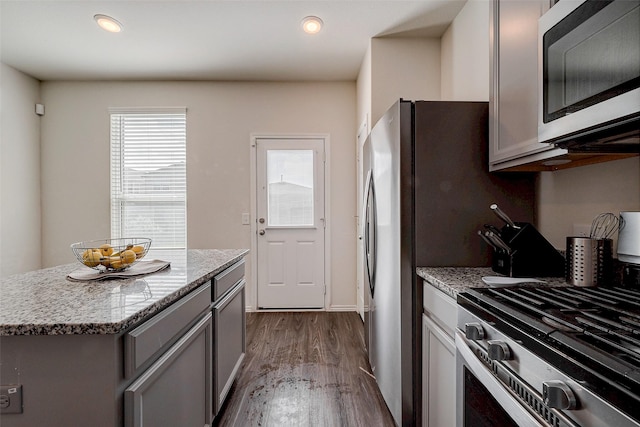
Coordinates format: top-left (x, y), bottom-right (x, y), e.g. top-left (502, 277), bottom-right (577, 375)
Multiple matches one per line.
top-left (364, 170), bottom-right (377, 297)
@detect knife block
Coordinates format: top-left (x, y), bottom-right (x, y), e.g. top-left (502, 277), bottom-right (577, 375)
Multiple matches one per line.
top-left (491, 222), bottom-right (565, 277)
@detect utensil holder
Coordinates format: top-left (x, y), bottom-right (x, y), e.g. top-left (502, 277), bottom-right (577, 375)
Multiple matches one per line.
top-left (566, 237), bottom-right (613, 286)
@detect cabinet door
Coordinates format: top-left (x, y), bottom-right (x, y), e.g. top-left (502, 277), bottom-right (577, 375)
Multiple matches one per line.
top-left (213, 280), bottom-right (246, 415)
top-left (489, 0), bottom-right (565, 171)
top-left (125, 312), bottom-right (212, 427)
top-left (422, 314), bottom-right (456, 427)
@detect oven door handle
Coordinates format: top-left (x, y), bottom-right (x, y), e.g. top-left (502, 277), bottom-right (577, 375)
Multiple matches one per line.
top-left (456, 331), bottom-right (546, 427)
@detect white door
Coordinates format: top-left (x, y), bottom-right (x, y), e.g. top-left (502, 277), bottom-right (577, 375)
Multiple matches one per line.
top-left (255, 137), bottom-right (325, 309)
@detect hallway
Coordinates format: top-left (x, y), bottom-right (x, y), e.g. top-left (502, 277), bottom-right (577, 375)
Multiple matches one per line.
top-left (215, 312), bottom-right (396, 426)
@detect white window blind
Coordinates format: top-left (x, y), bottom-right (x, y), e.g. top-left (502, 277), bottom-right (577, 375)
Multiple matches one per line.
top-left (110, 108), bottom-right (187, 250)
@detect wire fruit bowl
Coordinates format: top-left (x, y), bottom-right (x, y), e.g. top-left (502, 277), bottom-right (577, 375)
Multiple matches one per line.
top-left (70, 238), bottom-right (152, 272)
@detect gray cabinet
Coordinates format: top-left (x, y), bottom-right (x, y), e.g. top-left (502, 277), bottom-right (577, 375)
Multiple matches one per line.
top-left (123, 282), bottom-right (213, 427)
top-left (0, 258), bottom-right (246, 427)
top-left (212, 262), bottom-right (246, 416)
top-left (422, 282), bottom-right (456, 427)
top-left (489, 0), bottom-right (566, 171)
top-left (125, 312), bottom-right (212, 427)
top-left (124, 283), bottom-right (212, 379)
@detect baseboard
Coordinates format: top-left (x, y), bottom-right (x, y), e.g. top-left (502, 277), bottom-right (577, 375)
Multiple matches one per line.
top-left (327, 304), bottom-right (357, 312)
top-left (245, 305), bottom-right (357, 312)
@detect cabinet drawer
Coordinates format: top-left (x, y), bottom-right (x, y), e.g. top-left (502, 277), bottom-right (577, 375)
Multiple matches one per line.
top-left (213, 260), bottom-right (245, 301)
top-left (125, 282), bottom-right (211, 378)
top-left (125, 312), bottom-right (212, 427)
top-left (423, 282), bottom-right (457, 338)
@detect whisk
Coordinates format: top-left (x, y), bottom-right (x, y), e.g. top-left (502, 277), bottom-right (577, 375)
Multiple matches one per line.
top-left (590, 213), bottom-right (620, 239)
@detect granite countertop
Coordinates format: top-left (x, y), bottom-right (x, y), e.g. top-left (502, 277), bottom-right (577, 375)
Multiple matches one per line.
top-left (0, 249), bottom-right (248, 336)
top-left (416, 266), bottom-right (569, 300)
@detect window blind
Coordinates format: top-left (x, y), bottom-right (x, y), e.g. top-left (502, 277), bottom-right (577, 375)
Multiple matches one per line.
top-left (110, 109), bottom-right (187, 250)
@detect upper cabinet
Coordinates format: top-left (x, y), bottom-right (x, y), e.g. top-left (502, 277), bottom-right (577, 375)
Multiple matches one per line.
top-left (489, 0), bottom-right (562, 171)
top-left (489, 0), bottom-right (637, 172)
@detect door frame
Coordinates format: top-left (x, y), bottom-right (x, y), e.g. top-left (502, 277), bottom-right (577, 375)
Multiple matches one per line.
top-left (356, 117), bottom-right (368, 320)
top-left (249, 133), bottom-right (331, 312)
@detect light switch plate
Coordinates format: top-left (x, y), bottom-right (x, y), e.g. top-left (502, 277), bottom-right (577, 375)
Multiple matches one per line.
top-left (242, 213), bottom-right (250, 225)
top-left (0, 385), bottom-right (23, 414)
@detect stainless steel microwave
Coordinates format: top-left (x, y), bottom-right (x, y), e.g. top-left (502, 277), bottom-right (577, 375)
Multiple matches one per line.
top-left (538, 0), bottom-right (640, 151)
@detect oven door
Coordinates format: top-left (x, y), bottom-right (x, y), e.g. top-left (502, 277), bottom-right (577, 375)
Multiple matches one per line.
top-left (456, 330), bottom-right (545, 427)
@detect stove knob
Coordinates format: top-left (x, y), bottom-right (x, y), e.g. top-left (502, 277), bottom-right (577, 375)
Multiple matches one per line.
top-left (464, 323), bottom-right (485, 340)
top-left (543, 381), bottom-right (577, 410)
top-left (487, 340), bottom-right (511, 361)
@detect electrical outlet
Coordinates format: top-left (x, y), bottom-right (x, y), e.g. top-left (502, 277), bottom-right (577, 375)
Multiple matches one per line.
top-left (241, 213), bottom-right (250, 225)
top-left (0, 385), bottom-right (23, 414)
top-left (572, 224), bottom-right (591, 237)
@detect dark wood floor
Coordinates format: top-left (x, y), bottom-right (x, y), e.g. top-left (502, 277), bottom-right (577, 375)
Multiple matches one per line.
top-left (214, 312), bottom-right (396, 426)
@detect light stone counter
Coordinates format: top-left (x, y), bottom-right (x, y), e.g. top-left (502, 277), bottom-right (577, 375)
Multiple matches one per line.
top-left (416, 266), bottom-right (569, 300)
top-left (0, 249), bottom-right (248, 336)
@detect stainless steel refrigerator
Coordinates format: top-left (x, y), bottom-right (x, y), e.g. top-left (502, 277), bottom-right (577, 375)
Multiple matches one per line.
top-left (362, 100), bottom-right (535, 426)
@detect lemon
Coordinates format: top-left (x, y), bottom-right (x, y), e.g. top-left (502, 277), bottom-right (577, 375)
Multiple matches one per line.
top-left (132, 245), bottom-right (145, 258)
top-left (82, 250), bottom-right (102, 267)
top-left (121, 250), bottom-right (136, 265)
top-left (99, 244), bottom-right (114, 257)
top-left (109, 256), bottom-right (123, 270)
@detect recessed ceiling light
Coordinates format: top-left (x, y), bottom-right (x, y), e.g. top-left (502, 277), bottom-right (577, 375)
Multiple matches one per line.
top-left (94, 14), bottom-right (122, 33)
top-left (301, 16), bottom-right (323, 34)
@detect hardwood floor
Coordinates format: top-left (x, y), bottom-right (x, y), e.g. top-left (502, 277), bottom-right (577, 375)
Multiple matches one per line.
top-left (214, 312), bottom-right (396, 426)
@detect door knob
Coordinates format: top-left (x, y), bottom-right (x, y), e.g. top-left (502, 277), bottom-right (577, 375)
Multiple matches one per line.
top-left (259, 229), bottom-right (265, 235)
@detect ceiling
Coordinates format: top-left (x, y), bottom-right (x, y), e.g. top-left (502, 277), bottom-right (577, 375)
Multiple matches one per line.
top-left (0, 0), bottom-right (466, 82)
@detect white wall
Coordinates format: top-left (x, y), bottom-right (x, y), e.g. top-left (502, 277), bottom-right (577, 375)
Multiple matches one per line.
top-left (440, 0), bottom-right (490, 101)
top-left (0, 63), bottom-right (42, 277)
top-left (356, 37), bottom-right (441, 133)
top-left (537, 157), bottom-right (640, 251)
top-left (356, 41), bottom-right (373, 135)
top-left (371, 37), bottom-right (441, 126)
top-left (39, 80), bottom-right (357, 310)
top-left (538, 160), bottom-right (640, 250)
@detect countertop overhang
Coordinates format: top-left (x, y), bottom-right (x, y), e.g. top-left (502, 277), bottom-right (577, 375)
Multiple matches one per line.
top-left (417, 266), bottom-right (569, 300)
top-left (0, 249), bottom-right (248, 336)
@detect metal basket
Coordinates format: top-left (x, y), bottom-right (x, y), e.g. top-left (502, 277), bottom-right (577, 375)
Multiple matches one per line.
top-left (70, 238), bottom-right (152, 272)
top-left (565, 237), bottom-right (612, 286)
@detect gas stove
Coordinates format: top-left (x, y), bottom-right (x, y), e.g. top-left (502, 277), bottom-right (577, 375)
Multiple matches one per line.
top-left (456, 285), bottom-right (640, 427)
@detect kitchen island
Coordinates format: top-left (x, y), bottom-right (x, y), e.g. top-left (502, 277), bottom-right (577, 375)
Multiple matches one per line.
top-left (0, 249), bottom-right (248, 427)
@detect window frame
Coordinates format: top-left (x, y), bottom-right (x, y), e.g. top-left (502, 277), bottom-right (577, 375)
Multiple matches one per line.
top-left (109, 107), bottom-right (187, 251)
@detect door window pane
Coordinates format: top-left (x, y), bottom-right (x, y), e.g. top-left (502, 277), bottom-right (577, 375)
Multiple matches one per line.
top-left (267, 150), bottom-right (314, 226)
